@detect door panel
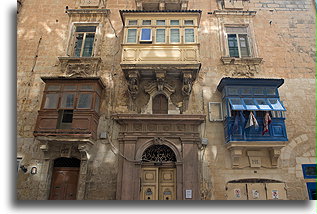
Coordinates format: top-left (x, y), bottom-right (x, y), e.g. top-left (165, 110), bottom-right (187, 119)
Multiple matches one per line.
top-left (247, 183), bottom-right (266, 200)
top-left (141, 168), bottom-right (158, 200)
top-left (226, 183), bottom-right (247, 200)
top-left (266, 183), bottom-right (287, 200)
top-left (141, 167), bottom-right (176, 200)
top-left (159, 168), bottom-right (176, 200)
top-left (49, 167), bottom-right (79, 200)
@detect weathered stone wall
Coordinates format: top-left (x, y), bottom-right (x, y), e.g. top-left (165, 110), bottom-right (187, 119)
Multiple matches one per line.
top-left (17, 0), bottom-right (316, 200)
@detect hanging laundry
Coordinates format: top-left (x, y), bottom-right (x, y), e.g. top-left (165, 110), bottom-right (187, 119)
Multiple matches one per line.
top-left (262, 111), bottom-right (272, 135)
top-left (245, 111), bottom-right (259, 129)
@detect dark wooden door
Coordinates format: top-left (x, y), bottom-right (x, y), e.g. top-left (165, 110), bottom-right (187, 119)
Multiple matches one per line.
top-left (49, 167), bottom-right (79, 200)
top-left (152, 94), bottom-right (168, 114)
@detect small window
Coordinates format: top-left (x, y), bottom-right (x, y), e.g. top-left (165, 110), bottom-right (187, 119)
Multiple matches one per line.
top-left (127, 29), bottom-right (137, 43)
top-left (226, 27), bottom-right (251, 58)
top-left (184, 29), bottom-right (195, 43)
top-left (227, 87), bottom-right (239, 95)
top-left (73, 25), bottom-right (97, 57)
top-left (57, 110), bottom-right (73, 129)
top-left (47, 85), bottom-right (61, 91)
top-left (156, 20), bottom-right (165, 25)
top-left (140, 28), bottom-right (152, 42)
top-left (170, 29), bottom-right (180, 43)
top-left (77, 93), bottom-right (93, 109)
top-left (306, 182), bottom-right (317, 200)
top-left (302, 164), bottom-right (317, 179)
top-left (184, 20), bottom-right (194, 25)
top-left (142, 20), bottom-right (151, 25)
top-left (156, 29), bottom-right (166, 43)
top-left (241, 88), bottom-right (252, 95)
top-left (266, 88), bottom-right (276, 95)
top-left (63, 85), bottom-right (77, 91)
top-left (44, 94), bottom-right (59, 109)
top-left (208, 102), bottom-right (223, 121)
top-left (170, 20), bottom-right (179, 25)
top-left (79, 85), bottom-right (94, 91)
top-left (128, 20), bottom-right (137, 25)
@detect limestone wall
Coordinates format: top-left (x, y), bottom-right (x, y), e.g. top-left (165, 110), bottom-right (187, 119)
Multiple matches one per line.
top-left (17, 0), bottom-right (316, 200)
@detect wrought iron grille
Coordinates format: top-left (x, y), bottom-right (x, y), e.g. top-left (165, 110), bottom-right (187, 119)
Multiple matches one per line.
top-left (54, 157), bottom-right (80, 167)
top-left (142, 145), bottom-right (176, 162)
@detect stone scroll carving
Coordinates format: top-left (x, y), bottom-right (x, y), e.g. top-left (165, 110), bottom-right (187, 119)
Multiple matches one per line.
top-left (58, 57), bottom-right (101, 77)
top-left (182, 73), bottom-right (193, 97)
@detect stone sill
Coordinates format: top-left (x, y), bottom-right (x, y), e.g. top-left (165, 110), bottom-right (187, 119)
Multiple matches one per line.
top-left (66, 9), bottom-right (110, 15)
top-left (221, 56), bottom-right (263, 65)
top-left (58, 56), bottom-right (101, 64)
top-left (112, 114), bottom-right (205, 124)
top-left (212, 10), bottom-right (256, 16)
top-left (225, 141), bottom-right (287, 149)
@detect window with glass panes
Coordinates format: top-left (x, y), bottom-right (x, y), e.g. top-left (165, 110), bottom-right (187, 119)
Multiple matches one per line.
top-left (226, 27), bottom-right (250, 58)
top-left (73, 26), bottom-right (97, 57)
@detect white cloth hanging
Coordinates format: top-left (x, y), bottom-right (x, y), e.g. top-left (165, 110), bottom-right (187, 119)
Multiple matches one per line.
top-left (245, 112), bottom-right (259, 128)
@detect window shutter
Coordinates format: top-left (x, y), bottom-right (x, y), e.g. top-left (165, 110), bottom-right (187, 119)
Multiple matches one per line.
top-left (156, 29), bottom-right (165, 43)
top-left (185, 29), bottom-right (194, 43)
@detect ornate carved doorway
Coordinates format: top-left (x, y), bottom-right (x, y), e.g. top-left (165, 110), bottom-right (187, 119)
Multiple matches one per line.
top-left (140, 145), bottom-right (176, 200)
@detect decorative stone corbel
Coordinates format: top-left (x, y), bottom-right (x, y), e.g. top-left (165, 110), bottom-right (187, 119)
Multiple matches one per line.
top-left (181, 1), bottom-right (188, 10)
top-left (155, 71), bottom-right (166, 91)
top-left (269, 148), bottom-right (281, 168)
top-left (159, 2), bottom-right (165, 10)
top-left (78, 144), bottom-right (92, 161)
top-left (127, 71), bottom-right (140, 100)
top-left (230, 148), bottom-right (243, 168)
top-left (182, 72), bottom-right (193, 97)
top-left (136, 1), bottom-right (143, 10)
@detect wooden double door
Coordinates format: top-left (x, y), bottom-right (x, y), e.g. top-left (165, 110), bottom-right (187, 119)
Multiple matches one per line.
top-left (140, 167), bottom-right (176, 200)
top-left (49, 167), bottom-right (79, 200)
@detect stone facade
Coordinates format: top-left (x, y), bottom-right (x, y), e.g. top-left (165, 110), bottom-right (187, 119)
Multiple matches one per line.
top-left (17, 0), bottom-right (316, 200)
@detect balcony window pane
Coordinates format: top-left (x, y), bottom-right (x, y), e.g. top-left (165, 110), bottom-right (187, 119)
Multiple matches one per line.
top-left (77, 93), bottom-right (92, 109)
top-left (61, 93), bottom-right (75, 108)
top-left (127, 29), bottom-right (137, 43)
top-left (184, 20), bottom-right (194, 25)
top-left (156, 20), bottom-right (165, 25)
top-left (243, 98), bottom-right (258, 110)
top-left (44, 94), bottom-right (59, 109)
top-left (239, 34), bottom-right (250, 57)
top-left (228, 34), bottom-right (239, 57)
top-left (185, 29), bottom-right (194, 43)
top-left (82, 33), bottom-right (95, 57)
top-left (268, 98), bottom-right (286, 111)
top-left (156, 29), bottom-right (165, 43)
top-left (74, 34), bottom-right (83, 57)
top-left (128, 20), bottom-right (137, 25)
top-left (170, 20), bottom-right (179, 25)
top-left (142, 20), bottom-right (151, 25)
top-left (229, 98), bottom-right (245, 110)
top-left (170, 29), bottom-right (180, 43)
top-left (255, 98), bottom-right (272, 110)
top-left (140, 28), bottom-right (152, 41)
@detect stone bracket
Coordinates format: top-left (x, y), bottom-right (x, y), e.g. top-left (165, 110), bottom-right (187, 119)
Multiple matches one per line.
top-left (269, 148), bottom-right (281, 168)
top-left (221, 56), bottom-right (263, 65)
top-left (230, 148), bottom-right (243, 168)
